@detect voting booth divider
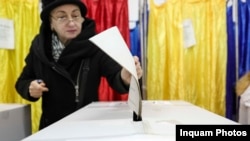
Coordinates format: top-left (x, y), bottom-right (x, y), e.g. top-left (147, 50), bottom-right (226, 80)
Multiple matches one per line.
top-left (0, 104), bottom-right (31, 141)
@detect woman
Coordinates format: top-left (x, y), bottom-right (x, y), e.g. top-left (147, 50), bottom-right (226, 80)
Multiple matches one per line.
top-left (15, 0), bottom-right (143, 130)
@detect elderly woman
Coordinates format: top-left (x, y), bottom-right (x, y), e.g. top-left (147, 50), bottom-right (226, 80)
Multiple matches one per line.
top-left (15, 0), bottom-right (142, 130)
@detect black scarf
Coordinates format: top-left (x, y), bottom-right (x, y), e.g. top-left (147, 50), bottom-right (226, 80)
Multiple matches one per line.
top-left (35, 18), bottom-right (100, 67)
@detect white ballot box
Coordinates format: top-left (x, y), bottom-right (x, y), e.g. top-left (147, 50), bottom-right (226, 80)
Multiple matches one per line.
top-left (0, 104), bottom-right (31, 141)
top-left (22, 100), bottom-right (238, 141)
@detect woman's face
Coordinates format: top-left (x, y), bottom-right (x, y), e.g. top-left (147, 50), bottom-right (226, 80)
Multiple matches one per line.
top-left (50, 4), bottom-right (84, 45)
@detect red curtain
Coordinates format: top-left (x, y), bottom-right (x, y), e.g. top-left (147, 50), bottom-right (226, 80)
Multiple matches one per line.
top-left (82, 0), bottom-right (130, 101)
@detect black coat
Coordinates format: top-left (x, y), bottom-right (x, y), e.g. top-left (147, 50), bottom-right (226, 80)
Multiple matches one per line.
top-left (15, 18), bottom-right (129, 129)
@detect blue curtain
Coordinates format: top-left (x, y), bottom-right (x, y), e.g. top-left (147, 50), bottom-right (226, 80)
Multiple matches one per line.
top-left (130, 22), bottom-right (141, 60)
top-left (226, 2), bottom-right (236, 120)
top-left (238, 0), bottom-right (250, 78)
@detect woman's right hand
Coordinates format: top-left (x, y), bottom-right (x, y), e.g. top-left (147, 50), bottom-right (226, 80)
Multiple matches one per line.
top-left (29, 80), bottom-right (49, 98)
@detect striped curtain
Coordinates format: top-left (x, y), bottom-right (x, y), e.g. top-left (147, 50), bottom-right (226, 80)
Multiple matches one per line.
top-left (82, 0), bottom-right (130, 101)
top-left (147, 0), bottom-right (227, 116)
top-left (0, 0), bottom-right (40, 133)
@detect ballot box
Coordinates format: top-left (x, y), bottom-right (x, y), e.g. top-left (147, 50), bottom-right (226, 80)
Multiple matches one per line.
top-left (0, 104), bottom-right (31, 141)
top-left (22, 100), bottom-right (238, 141)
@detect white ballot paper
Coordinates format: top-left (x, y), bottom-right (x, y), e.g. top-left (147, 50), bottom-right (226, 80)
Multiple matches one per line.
top-left (89, 26), bottom-right (142, 118)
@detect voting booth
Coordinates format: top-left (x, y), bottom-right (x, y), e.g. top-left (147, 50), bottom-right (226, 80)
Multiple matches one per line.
top-left (246, 102), bottom-right (250, 124)
top-left (0, 104), bottom-right (31, 141)
top-left (21, 27), bottom-right (239, 141)
top-left (238, 86), bottom-right (250, 124)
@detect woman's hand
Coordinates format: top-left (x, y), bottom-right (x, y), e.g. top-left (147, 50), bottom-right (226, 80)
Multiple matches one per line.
top-left (29, 80), bottom-right (49, 98)
top-left (121, 56), bottom-right (143, 85)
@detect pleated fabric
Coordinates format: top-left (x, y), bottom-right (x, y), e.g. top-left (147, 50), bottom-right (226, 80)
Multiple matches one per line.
top-left (82, 0), bottom-right (130, 101)
top-left (130, 22), bottom-right (141, 59)
top-left (0, 0), bottom-right (41, 133)
top-left (147, 0), bottom-right (227, 116)
top-left (238, 0), bottom-right (250, 78)
top-left (226, 0), bottom-right (237, 120)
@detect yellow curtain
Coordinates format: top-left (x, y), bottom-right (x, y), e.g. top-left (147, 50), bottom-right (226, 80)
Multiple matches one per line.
top-left (0, 0), bottom-right (41, 133)
top-left (147, 0), bottom-right (227, 116)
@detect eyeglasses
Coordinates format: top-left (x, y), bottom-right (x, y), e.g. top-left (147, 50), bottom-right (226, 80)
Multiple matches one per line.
top-left (51, 15), bottom-right (84, 24)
